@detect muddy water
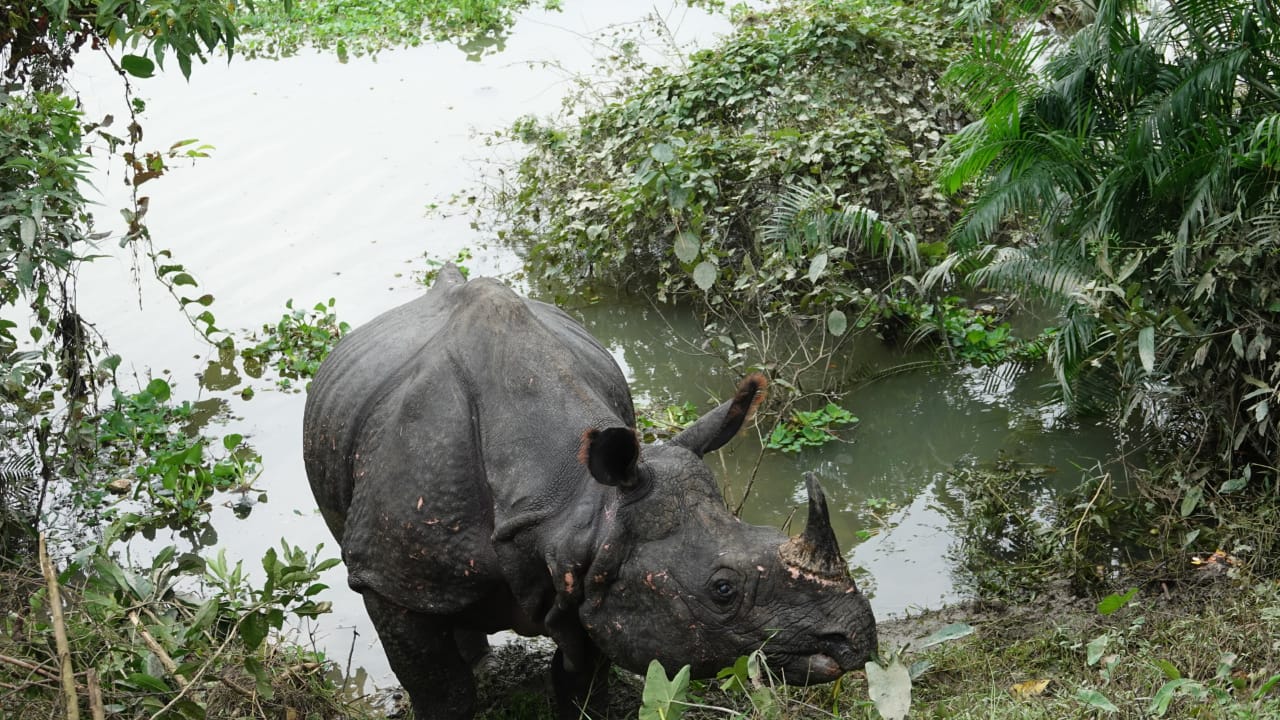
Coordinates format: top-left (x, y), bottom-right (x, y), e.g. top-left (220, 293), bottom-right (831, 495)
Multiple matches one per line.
top-left (72, 1), bottom-right (1126, 689)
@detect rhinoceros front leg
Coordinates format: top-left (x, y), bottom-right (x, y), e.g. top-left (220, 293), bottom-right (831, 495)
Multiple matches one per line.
top-left (551, 642), bottom-right (611, 719)
top-left (362, 591), bottom-right (475, 719)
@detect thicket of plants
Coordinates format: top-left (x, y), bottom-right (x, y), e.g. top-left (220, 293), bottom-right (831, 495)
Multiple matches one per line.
top-left (935, 0), bottom-right (1280, 569)
top-left (499, 0), bottom-right (966, 309)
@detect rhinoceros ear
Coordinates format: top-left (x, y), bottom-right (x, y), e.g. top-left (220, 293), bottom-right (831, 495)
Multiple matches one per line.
top-left (579, 427), bottom-right (641, 489)
top-left (670, 373), bottom-right (768, 457)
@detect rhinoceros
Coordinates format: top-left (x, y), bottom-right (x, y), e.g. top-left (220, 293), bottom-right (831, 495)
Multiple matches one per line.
top-left (302, 266), bottom-right (876, 719)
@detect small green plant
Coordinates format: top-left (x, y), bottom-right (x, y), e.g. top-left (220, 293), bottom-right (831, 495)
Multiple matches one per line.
top-left (420, 247), bottom-right (475, 285)
top-left (765, 402), bottom-right (858, 453)
top-left (636, 400), bottom-right (701, 442)
top-left (89, 377), bottom-right (261, 529)
top-left (892, 295), bottom-right (1045, 366)
top-left (241, 298), bottom-right (350, 391)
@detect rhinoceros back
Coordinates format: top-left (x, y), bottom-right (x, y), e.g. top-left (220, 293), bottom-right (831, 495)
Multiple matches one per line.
top-left (302, 268), bottom-right (635, 614)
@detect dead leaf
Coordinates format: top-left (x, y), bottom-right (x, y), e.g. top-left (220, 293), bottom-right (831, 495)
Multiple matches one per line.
top-left (1010, 678), bottom-right (1051, 698)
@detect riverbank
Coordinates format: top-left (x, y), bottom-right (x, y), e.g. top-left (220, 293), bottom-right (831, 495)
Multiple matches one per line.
top-left (5, 539), bottom-right (1275, 718)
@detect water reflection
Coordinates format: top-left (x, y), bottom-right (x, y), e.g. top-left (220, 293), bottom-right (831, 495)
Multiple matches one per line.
top-left (561, 292), bottom-right (1133, 614)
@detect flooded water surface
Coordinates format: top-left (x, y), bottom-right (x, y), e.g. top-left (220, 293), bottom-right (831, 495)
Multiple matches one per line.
top-left (72, 1), bottom-right (1127, 688)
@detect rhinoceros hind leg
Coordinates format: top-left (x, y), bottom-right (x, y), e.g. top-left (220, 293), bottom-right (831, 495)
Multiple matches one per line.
top-left (551, 645), bottom-right (611, 720)
top-left (363, 592), bottom-right (475, 719)
top-left (453, 628), bottom-right (491, 667)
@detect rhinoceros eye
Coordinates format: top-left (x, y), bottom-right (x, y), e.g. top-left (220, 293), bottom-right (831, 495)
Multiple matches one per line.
top-left (711, 579), bottom-right (737, 604)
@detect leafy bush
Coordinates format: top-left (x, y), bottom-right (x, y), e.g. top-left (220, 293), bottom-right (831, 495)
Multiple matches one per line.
top-left (0, 537), bottom-right (365, 719)
top-left (500, 0), bottom-right (966, 305)
top-left (236, 0), bottom-right (561, 59)
top-left (934, 0), bottom-right (1280, 551)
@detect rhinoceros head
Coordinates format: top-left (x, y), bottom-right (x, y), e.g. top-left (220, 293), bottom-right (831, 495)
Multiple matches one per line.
top-left (573, 374), bottom-right (877, 683)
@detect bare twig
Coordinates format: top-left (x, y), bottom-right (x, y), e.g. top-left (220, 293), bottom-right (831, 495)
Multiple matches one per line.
top-left (39, 533), bottom-right (80, 720)
top-left (147, 609), bottom-right (253, 720)
top-left (129, 611), bottom-right (188, 688)
top-left (0, 652), bottom-right (61, 681)
top-left (218, 674), bottom-right (255, 698)
top-left (1072, 472), bottom-right (1111, 553)
top-left (87, 669), bottom-right (105, 720)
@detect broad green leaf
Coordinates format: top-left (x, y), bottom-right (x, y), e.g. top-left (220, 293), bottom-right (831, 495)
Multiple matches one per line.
top-left (865, 655), bottom-right (912, 720)
top-left (827, 309), bottom-right (847, 336)
top-left (918, 622), bottom-right (974, 648)
top-left (1097, 588), bottom-right (1138, 615)
top-left (650, 143), bottom-right (675, 163)
top-left (121, 54), bottom-right (156, 78)
top-left (674, 231), bottom-right (700, 264)
top-left (1180, 484), bottom-right (1202, 518)
top-left (185, 598), bottom-right (220, 641)
top-left (1153, 659), bottom-right (1181, 680)
top-left (1219, 475), bottom-right (1247, 493)
top-left (639, 660), bottom-right (689, 720)
top-left (1086, 634), bottom-right (1108, 666)
top-left (1138, 326), bottom-right (1155, 373)
top-left (19, 216), bottom-right (35, 247)
top-left (239, 610), bottom-right (270, 650)
top-left (807, 251), bottom-right (829, 283)
top-left (127, 672), bottom-right (170, 692)
top-left (1075, 688), bottom-right (1118, 713)
top-left (1149, 678), bottom-right (1192, 716)
top-left (692, 261), bottom-right (717, 290)
top-left (146, 378), bottom-right (172, 402)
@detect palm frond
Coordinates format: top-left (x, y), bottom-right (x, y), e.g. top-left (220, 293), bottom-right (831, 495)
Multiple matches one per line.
top-left (970, 243), bottom-right (1092, 301)
top-left (827, 205), bottom-right (919, 269)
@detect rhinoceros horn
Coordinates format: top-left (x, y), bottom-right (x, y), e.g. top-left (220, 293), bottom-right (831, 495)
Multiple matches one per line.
top-left (780, 472), bottom-right (849, 580)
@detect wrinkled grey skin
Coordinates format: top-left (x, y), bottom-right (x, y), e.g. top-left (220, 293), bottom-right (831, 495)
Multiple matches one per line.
top-left (302, 267), bottom-right (876, 719)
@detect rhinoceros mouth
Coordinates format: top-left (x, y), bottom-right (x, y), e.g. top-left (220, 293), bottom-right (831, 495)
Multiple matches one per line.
top-left (769, 652), bottom-right (845, 685)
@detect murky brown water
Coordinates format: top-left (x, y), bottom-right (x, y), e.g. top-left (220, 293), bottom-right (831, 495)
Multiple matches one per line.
top-left (70, 1), bottom-right (1129, 689)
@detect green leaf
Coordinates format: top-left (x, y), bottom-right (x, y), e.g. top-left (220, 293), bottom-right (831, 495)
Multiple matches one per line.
top-left (639, 660), bottom-right (689, 720)
top-left (127, 672), bottom-right (170, 692)
top-left (19, 216), bottom-right (36, 247)
top-left (674, 231), bottom-right (700, 264)
top-left (1149, 678), bottom-right (1192, 716)
top-left (1180, 484), bottom-right (1202, 518)
top-left (650, 143), bottom-right (675, 163)
top-left (121, 54), bottom-right (156, 78)
top-left (865, 654), bottom-right (912, 720)
top-left (692, 261), bottom-right (717, 290)
top-left (807, 251), bottom-right (829, 283)
top-left (1086, 634), bottom-right (1109, 666)
top-left (1219, 475), bottom-right (1247, 493)
top-left (1097, 588), bottom-right (1138, 615)
top-left (918, 622), bottom-right (974, 648)
top-left (1153, 659), bottom-right (1181, 680)
top-left (146, 378), bottom-right (172, 402)
top-left (827, 309), bottom-right (847, 336)
top-left (1138, 326), bottom-right (1155, 373)
top-left (239, 610), bottom-right (270, 650)
top-left (184, 598), bottom-right (220, 641)
top-left (1075, 688), bottom-right (1118, 713)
